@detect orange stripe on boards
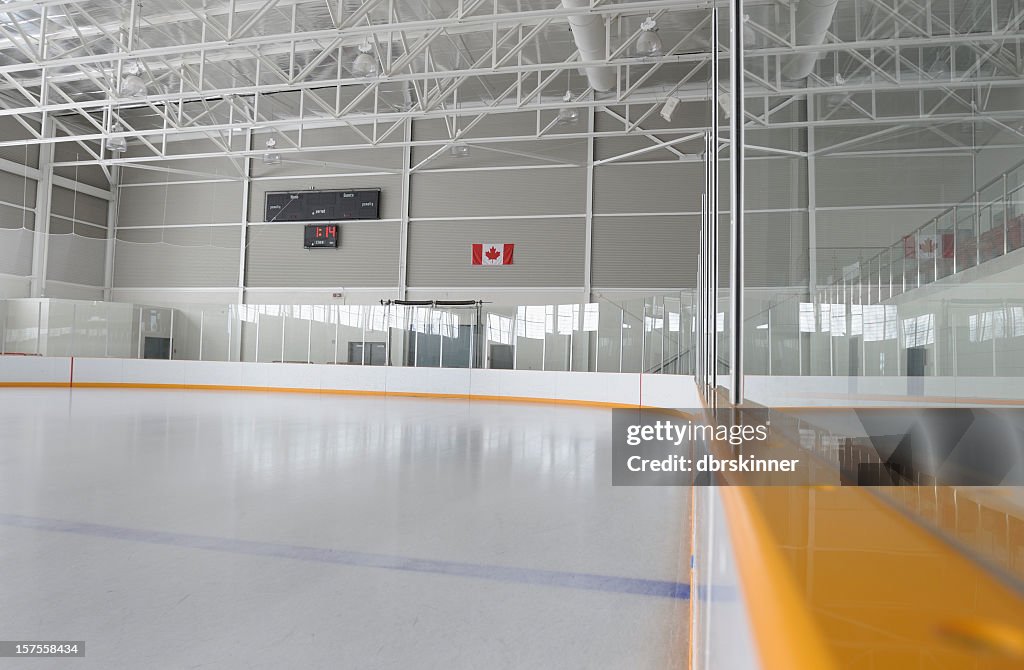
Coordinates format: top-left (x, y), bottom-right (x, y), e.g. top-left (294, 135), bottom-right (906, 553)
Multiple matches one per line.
top-left (0, 381), bottom-right (663, 410)
top-left (718, 485), bottom-right (838, 670)
top-left (0, 382), bottom-right (70, 388)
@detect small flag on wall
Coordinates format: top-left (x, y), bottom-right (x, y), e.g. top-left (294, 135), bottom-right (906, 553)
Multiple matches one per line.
top-left (472, 243), bottom-right (514, 266)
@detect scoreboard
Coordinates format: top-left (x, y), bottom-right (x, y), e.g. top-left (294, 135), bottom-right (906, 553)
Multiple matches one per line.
top-left (304, 224), bottom-right (339, 249)
top-left (265, 188), bottom-right (380, 222)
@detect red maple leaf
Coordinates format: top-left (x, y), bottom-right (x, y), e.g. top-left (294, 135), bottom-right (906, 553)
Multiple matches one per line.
top-left (485, 246), bottom-right (501, 261)
top-left (920, 239), bottom-right (935, 252)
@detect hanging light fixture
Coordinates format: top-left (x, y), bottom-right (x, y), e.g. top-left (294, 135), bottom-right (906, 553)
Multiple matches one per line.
top-left (119, 61), bottom-right (149, 97)
top-left (635, 16), bottom-right (663, 57)
top-left (107, 123), bottom-right (128, 153)
top-left (557, 90), bottom-right (579, 125)
top-left (449, 143), bottom-right (470, 158)
top-left (263, 137), bottom-right (281, 165)
top-left (351, 40), bottom-right (378, 77)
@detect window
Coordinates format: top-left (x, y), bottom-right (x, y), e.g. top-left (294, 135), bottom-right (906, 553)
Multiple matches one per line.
top-left (850, 304), bottom-right (863, 337)
top-left (830, 304), bottom-right (846, 337)
top-left (799, 302), bottom-right (816, 333)
top-left (516, 306), bottom-right (546, 339)
top-left (903, 314), bottom-right (934, 347)
top-left (557, 304), bottom-right (575, 335)
top-left (582, 303), bottom-right (599, 332)
top-left (487, 314), bottom-right (513, 344)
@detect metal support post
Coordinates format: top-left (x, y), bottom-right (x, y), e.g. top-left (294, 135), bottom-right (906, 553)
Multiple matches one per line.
top-left (728, 0), bottom-right (745, 405)
top-left (710, 5), bottom-right (720, 389)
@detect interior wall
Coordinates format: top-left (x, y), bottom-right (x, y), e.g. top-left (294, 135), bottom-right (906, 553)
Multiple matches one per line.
top-left (0, 116), bottom-right (39, 299)
top-left (72, 104), bottom-right (1024, 313)
top-left (108, 109), bottom-right (817, 306)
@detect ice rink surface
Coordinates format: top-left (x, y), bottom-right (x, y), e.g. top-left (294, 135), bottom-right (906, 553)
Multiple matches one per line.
top-left (0, 389), bottom-right (689, 669)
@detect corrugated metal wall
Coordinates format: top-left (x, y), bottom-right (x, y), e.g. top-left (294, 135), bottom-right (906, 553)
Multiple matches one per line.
top-left (592, 215), bottom-right (698, 288)
top-left (408, 218), bottom-right (584, 287)
top-left (246, 221), bottom-right (399, 287)
top-left (410, 168), bottom-right (585, 218)
top-left (113, 226), bottom-right (240, 288)
top-left (118, 181), bottom-right (244, 227)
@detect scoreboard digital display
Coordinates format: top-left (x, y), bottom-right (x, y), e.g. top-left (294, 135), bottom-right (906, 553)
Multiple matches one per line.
top-left (265, 189), bottom-right (380, 222)
top-left (304, 224), bottom-right (339, 249)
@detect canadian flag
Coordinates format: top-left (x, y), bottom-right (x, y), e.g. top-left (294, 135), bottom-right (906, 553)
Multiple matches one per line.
top-left (917, 233), bottom-right (939, 259)
top-left (472, 243), bottom-right (514, 266)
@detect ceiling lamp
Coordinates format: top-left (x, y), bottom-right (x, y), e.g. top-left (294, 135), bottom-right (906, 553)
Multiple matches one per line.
top-left (119, 62), bottom-right (149, 97)
top-left (635, 16), bottom-right (663, 57)
top-left (557, 90), bottom-right (579, 125)
top-left (263, 137), bottom-right (281, 165)
top-left (450, 143), bottom-right (470, 158)
top-left (351, 40), bottom-right (378, 77)
top-left (107, 124), bottom-right (127, 153)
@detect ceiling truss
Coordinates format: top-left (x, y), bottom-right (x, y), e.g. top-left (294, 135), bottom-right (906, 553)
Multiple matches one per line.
top-left (0, 0), bottom-right (1016, 171)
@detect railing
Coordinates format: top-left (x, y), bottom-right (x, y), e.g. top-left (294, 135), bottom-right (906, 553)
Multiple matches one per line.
top-left (822, 159), bottom-right (1024, 301)
top-left (0, 294), bottom-right (696, 375)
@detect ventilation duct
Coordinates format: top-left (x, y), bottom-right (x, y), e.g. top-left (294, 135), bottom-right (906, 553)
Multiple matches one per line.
top-left (561, 0), bottom-right (616, 92)
top-left (780, 0), bottom-right (839, 81)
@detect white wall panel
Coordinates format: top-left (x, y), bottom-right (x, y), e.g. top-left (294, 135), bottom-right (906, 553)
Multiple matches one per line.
top-left (46, 234), bottom-right (106, 287)
top-left (245, 221), bottom-right (399, 287)
top-left (118, 182), bottom-right (245, 226)
top-left (407, 218), bottom-right (584, 287)
top-left (592, 215), bottom-right (697, 288)
top-left (113, 226), bottom-right (241, 288)
top-left (50, 186), bottom-right (108, 226)
top-left (816, 155), bottom-right (973, 207)
top-left (0, 227), bottom-right (33, 277)
top-left (411, 168), bottom-right (585, 218)
top-left (594, 163), bottom-right (702, 214)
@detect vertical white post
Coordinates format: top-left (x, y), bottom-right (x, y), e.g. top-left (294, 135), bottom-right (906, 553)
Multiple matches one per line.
top-left (584, 106), bottom-right (595, 302)
top-left (31, 117), bottom-right (55, 298)
top-left (253, 313), bottom-right (261, 363)
top-left (199, 309), bottom-right (205, 361)
top-left (237, 129), bottom-right (253, 360)
top-left (103, 166), bottom-right (119, 302)
top-left (36, 301), bottom-right (43, 355)
top-left (70, 303), bottom-right (77, 356)
top-left (710, 5), bottom-right (720, 389)
top-left (541, 307), bottom-right (547, 371)
top-left (952, 206), bottom-right (959, 274)
top-left (807, 94), bottom-right (817, 308)
top-left (398, 120), bottom-right (412, 299)
top-left (640, 303), bottom-right (647, 374)
top-left (439, 310), bottom-right (445, 368)
top-left (728, 0), bottom-right (745, 405)
top-left (618, 307), bottom-right (624, 373)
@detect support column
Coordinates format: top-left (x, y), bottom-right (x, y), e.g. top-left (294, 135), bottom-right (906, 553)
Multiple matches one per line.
top-left (398, 118), bottom-right (413, 299)
top-left (584, 105), bottom-right (597, 371)
top-left (710, 5), bottom-right (720, 389)
top-left (30, 117), bottom-right (55, 298)
top-left (728, 0), bottom-right (745, 405)
top-left (103, 166), bottom-right (120, 301)
top-left (584, 104), bottom-right (595, 302)
top-left (236, 130), bottom-right (253, 361)
top-left (806, 94), bottom-right (817, 300)
top-left (238, 129), bottom-right (253, 307)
